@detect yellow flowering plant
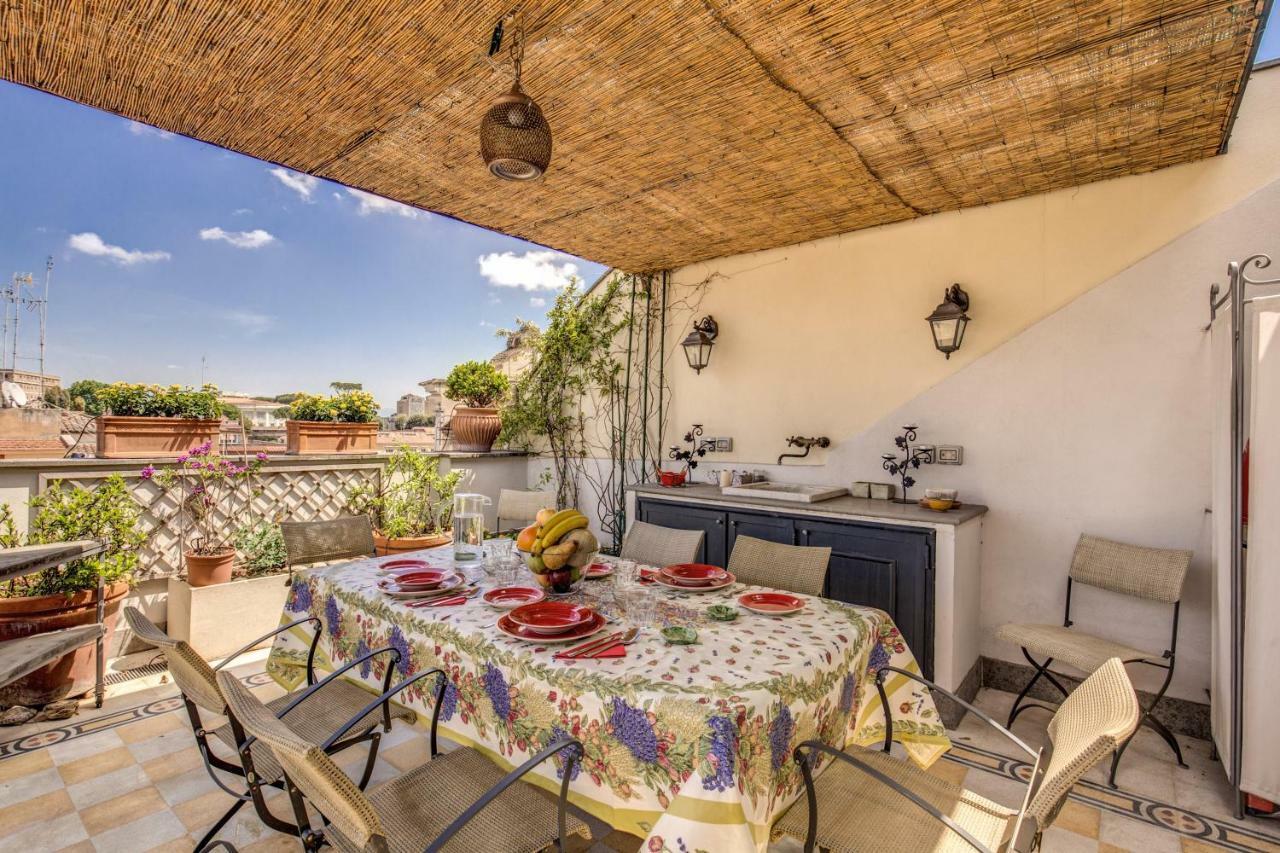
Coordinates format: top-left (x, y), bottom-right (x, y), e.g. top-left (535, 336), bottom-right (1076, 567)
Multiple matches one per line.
top-left (286, 390), bottom-right (379, 423)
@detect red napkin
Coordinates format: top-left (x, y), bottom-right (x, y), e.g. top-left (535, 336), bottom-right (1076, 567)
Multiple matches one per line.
top-left (587, 643), bottom-right (626, 658)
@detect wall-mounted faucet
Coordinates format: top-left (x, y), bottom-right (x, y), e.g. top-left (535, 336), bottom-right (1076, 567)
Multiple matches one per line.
top-left (777, 435), bottom-right (830, 465)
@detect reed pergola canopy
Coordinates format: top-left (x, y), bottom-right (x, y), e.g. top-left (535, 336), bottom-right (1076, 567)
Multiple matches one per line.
top-left (0, 0), bottom-right (1265, 272)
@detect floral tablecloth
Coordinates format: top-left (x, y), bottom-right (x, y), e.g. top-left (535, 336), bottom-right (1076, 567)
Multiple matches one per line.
top-left (266, 548), bottom-right (949, 852)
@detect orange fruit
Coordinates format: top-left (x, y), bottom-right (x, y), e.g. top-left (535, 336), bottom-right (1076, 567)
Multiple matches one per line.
top-left (516, 524), bottom-right (541, 552)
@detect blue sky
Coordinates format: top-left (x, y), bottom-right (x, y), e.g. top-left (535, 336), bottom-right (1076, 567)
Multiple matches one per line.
top-left (0, 82), bottom-right (606, 413)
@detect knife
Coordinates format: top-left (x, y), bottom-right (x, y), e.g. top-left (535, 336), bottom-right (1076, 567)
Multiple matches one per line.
top-left (554, 630), bottom-right (623, 660)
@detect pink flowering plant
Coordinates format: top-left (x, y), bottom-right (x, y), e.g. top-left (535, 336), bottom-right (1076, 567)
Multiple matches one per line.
top-left (144, 443), bottom-right (269, 556)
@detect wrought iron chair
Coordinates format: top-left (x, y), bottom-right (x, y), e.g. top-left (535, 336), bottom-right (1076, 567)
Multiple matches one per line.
top-left (727, 534), bottom-right (831, 596)
top-left (280, 515), bottom-right (376, 567)
top-left (777, 657), bottom-right (1139, 852)
top-left (122, 607), bottom-right (414, 851)
top-left (619, 520), bottom-right (705, 567)
top-left (216, 668), bottom-right (589, 853)
top-left (995, 533), bottom-right (1191, 785)
top-left (495, 488), bottom-right (556, 533)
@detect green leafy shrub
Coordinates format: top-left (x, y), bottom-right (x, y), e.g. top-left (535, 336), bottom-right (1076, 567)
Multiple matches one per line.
top-left (287, 390), bottom-right (379, 423)
top-left (234, 520), bottom-right (288, 577)
top-left (96, 383), bottom-right (221, 419)
top-left (347, 446), bottom-right (462, 537)
top-left (0, 475), bottom-right (145, 598)
top-left (67, 379), bottom-right (108, 414)
top-left (445, 361), bottom-right (509, 408)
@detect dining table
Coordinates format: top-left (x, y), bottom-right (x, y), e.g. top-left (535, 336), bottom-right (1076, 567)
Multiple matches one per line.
top-left (265, 543), bottom-right (950, 852)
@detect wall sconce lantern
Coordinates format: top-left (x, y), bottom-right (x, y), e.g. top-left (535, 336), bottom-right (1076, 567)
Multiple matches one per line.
top-left (681, 316), bottom-right (719, 374)
top-left (926, 284), bottom-right (970, 359)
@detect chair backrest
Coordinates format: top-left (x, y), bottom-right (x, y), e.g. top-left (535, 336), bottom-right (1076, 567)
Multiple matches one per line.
top-left (1023, 658), bottom-right (1139, 828)
top-left (727, 535), bottom-right (831, 596)
top-left (280, 516), bottom-right (376, 567)
top-left (217, 670), bottom-right (387, 851)
top-left (122, 606), bottom-right (225, 715)
top-left (496, 489), bottom-right (555, 529)
top-left (1069, 534), bottom-right (1191, 604)
top-left (619, 520), bottom-right (705, 567)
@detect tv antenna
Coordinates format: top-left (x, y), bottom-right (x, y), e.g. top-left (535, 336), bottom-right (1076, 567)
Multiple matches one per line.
top-left (1, 257), bottom-right (53, 404)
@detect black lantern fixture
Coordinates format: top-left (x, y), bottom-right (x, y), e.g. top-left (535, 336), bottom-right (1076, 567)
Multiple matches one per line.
top-left (681, 316), bottom-right (719, 374)
top-left (926, 284), bottom-right (971, 359)
top-left (480, 16), bottom-right (552, 181)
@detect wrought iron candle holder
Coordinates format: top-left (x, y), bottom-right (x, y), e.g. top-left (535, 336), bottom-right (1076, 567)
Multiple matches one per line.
top-left (880, 425), bottom-right (931, 504)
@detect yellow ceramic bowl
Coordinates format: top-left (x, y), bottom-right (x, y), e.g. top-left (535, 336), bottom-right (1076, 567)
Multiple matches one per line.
top-left (926, 498), bottom-right (955, 511)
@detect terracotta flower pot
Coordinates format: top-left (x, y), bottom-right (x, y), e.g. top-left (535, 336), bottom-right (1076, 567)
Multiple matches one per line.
top-left (449, 407), bottom-right (501, 452)
top-left (96, 415), bottom-right (222, 459)
top-left (0, 582), bottom-right (129, 706)
top-left (373, 530), bottom-right (453, 556)
top-left (185, 548), bottom-right (236, 587)
top-left (286, 420), bottom-right (378, 455)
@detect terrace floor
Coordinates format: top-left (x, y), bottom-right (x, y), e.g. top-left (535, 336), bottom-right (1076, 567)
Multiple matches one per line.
top-left (0, 653), bottom-right (1276, 853)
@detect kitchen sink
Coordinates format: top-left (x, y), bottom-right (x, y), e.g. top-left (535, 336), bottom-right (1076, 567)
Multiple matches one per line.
top-left (720, 482), bottom-right (849, 503)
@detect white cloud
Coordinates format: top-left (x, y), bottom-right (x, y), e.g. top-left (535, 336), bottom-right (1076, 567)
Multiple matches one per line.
top-left (332, 192), bottom-right (343, 201)
top-left (199, 227), bottom-right (276, 249)
top-left (346, 188), bottom-right (421, 218)
top-left (477, 250), bottom-right (579, 291)
top-left (269, 167), bottom-right (319, 201)
top-left (166, 364), bottom-right (182, 370)
top-left (530, 296), bottom-right (547, 308)
top-left (68, 232), bottom-right (170, 265)
top-left (127, 121), bottom-right (175, 140)
top-left (232, 208), bottom-right (252, 216)
top-left (219, 309), bottom-right (273, 334)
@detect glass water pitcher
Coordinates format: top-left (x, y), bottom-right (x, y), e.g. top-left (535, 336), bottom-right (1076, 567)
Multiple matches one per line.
top-left (451, 493), bottom-right (490, 562)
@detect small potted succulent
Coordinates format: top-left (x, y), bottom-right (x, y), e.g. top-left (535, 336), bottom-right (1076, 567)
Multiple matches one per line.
top-left (0, 477), bottom-right (144, 705)
top-left (285, 390), bottom-right (379, 454)
top-left (347, 445), bottom-right (463, 554)
top-left (95, 383), bottom-right (223, 459)
top-left (147, 443), bottom-right (267, 586)
top-left (445, 361), bottom-right (509, 452)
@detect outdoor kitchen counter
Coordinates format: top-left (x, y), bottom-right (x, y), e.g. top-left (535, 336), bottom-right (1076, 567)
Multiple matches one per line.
top-left (627, 481), bottom-right (987, 527)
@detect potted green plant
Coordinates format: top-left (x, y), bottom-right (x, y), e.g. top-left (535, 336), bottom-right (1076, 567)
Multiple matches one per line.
top-left (285, 390), bottom-right (379, 454)
top-left (0, 476), bottom-right (144, 705)
top-left (95, 383), bottom-right (223, 458)
top-left (148, 443), bottom-right (268, 586)
top-left (347, 445), bottom-right (463, 555)
top-left (445, 361), bottom-right (509, 452)
top-left (165, 518), bottom-right (292, 659)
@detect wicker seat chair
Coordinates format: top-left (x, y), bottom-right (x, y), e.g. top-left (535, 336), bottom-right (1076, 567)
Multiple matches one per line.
top-left (123, 607), bottom-right (414, 852)
top-left (776, 657), bottom-right (1139, 853)
top-left (994, 533), bottom-right (1192, 785)
top-left (280, 515), bottom-right (376, 567)
top-left (618, 520), bottom-right (705, 567)
top-left (727, 534), bottom-right (831, 596)
top-left (216, 668), bottom-right (589, 853)
top-left (496, 488), bottom-right (556, 533)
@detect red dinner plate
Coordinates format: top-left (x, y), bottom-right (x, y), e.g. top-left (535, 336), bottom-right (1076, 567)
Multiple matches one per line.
top-left (585, 563), bottom-right (613, 578)
top-left (661, 563), bottom-right (728, 586)
top-left (497, 611), bottom-right (606, 644)
top-left (378, 569), bottom-right (450, 590)
top-left (379, 574), bottom-right (462, 599)
top-left (738, 591), bottom-right (806, 615)
top-left (380, 559), bottom-right (431, 572)
top-left (653, 571), bottom-right (735, 593)
top-left (507, 601), bottom-right (596, 635)
top-left (483, 586), bottom-right (546, 608)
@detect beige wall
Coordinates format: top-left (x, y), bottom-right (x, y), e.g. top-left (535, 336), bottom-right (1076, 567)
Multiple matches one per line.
top-left (663, 69), bottom-right (1280, 467)
top-left (644, 68), bottom-right (1280, 702)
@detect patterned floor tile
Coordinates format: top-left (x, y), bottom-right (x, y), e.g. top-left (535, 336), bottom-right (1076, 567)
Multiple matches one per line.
top-left (57, 746), bottom-right (136, 786)
top-left (79, 785), bottom-right (169, 836)
top-left (0, 787), bottom-right (75, 835)
top-left (65, 763), bottom-right (152, 810)
top-left (0, 811), bottom-right (89, 852)
top-left (89, 809), bottom-right (188, 853)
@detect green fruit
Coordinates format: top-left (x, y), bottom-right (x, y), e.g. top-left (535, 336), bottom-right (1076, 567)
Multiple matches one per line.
top-left (526, 555), bottom-right (546, 574)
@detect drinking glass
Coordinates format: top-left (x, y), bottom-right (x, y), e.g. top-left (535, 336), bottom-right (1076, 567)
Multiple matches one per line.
top-left (614, 559), bottom-right (639, 589)
top-left (622, 587), bottom-right (657, 630)
top-left (486, 538), bottom-right (514, 574)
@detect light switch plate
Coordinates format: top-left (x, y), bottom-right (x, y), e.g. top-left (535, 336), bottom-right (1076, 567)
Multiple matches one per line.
top-left (937, 445), bottom-right (963, 465)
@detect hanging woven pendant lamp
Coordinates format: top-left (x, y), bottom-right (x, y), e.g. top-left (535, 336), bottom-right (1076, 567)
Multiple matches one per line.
top-left (480, 18), bottom-right (552, 181)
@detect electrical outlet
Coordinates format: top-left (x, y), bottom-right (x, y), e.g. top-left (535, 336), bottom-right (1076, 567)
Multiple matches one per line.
top-left (715, 437), bottom-right (733, 452)
top-left (937, 445), bottom-right (963, 465)
top-left (915, 444), bottom-right (936, 463)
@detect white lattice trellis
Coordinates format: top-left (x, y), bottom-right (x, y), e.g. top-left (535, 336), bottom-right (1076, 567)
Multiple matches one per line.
top-left (38, 462), bottom-right (384, 579)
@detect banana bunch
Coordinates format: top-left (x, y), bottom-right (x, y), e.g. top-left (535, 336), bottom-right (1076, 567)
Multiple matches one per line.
top-left (523, 509), bottom-right (599, 579)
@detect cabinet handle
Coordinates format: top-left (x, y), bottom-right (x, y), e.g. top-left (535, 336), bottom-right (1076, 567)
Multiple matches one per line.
top-left (800, 529), bottom-right (809, 536)
top-left (730, 520), bottom-right (737, 527)
top-left (715, 519), bottom-right (723, 526)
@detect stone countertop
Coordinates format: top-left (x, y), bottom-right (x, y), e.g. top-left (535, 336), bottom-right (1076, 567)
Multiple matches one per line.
top-left (628, 482), bottom-right (988, 527)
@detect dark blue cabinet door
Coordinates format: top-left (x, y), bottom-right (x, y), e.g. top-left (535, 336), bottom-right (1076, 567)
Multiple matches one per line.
top-left (798, 520), bottom-right (934, 679)
top-left (636, 499), bottom-right (727, 566)
top-left (727, 511), bottom-right (795, 558)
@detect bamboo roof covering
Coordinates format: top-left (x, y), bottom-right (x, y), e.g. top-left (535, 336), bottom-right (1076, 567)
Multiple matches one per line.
top-left (0, 0), bottom-right (1266, 272)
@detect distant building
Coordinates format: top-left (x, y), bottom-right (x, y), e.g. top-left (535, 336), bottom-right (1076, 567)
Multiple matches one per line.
top-left (417, 378), bottom-right (452, 420)
top-left (396, 393), bottom-right (426, 418)
top-left (0, 369), bottom-right (61, 403)
top-left (220, 395), bottom-right (286, 430)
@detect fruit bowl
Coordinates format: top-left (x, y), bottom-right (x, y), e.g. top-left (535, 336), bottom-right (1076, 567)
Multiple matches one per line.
top-left (520, 507), bottom-right (600, 596)
top-left (529, 564), bottom-right (586, 596)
